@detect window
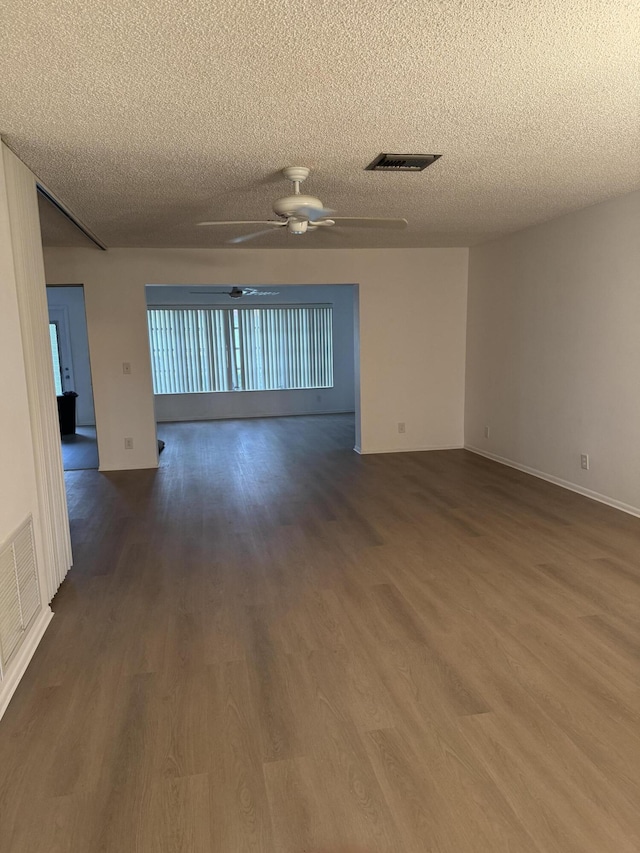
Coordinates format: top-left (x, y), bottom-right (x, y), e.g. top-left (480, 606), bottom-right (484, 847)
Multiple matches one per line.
top-left (147, 305), bottom-right (333, 395)
top-left (49, 323), bottom-right (63, 396)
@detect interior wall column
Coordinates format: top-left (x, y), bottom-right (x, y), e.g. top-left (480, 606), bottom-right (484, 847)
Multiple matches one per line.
top-left (2, 144), bottom-right (72, 601)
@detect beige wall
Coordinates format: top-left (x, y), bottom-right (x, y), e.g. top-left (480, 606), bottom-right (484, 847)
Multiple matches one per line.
top-left (465, 190), bottom-right (640, 514)
top-left (0, 143), bottom-right (63, 715)
top-left (44, 247), bottom-right (469, 469)
top-left (0, 154), bottom-right (39, 547)
top-left (1, 144), bottom-right (71, 601)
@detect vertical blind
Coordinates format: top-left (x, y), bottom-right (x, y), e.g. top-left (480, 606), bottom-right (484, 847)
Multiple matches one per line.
top-left (147, 306), bottom-right (333, 394)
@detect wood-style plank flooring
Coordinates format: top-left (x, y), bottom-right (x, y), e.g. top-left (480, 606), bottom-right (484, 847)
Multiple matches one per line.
top-left (61, 425), bottom-right (99, 471)
top-left (1, 414), bottom-right (639, 852)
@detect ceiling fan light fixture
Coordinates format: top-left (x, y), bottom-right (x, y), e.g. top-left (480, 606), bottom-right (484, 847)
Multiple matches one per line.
top-left (287, 219), bottom-right (309, 235)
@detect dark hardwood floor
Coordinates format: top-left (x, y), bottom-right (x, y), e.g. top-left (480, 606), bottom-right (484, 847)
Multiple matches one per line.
top-left (1, 414), bottom-right (639, 851)
top-left (60, 425), bottom-right (99, 471)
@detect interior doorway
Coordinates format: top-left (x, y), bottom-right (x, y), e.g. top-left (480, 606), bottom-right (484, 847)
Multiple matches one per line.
top-left (46, 285), bottom-right (99, 470)
top-left (144, 283), bottom-right (360, 454)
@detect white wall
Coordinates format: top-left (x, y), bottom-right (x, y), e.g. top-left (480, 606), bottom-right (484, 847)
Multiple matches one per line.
top-left (0, 149), bottom-right (42, 714)
top-left (47, 286), bottom-right (96, 425)
top-left (3, 147), bottom-right (73, 598)
top-left (0, 157), bottom-right (41, 573)
top-left (0, 144), bottom-right (59, 717)
top-left (146, 284), bottom-right (355, 422)
top-left (44, 247), bottom-right (469, 469)
top-left (465, 189), bottom-right (640, 515)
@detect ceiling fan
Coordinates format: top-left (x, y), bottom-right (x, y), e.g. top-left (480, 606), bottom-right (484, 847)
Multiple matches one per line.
top-left (227, 287), bottom-right (279, 298)
top-left (190, 287), bottom-right (280, 298)
top-left (197, 166), bottom-right (408, 243)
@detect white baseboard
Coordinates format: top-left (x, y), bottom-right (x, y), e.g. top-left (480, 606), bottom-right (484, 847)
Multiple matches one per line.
top-left (355, 444), bottom-right (464, 455)
top-left (465, 445), bottom-right (640, 519)
top-left (157, 409), bottom-right (355, 424)
top-left (98, 462), bottom-right (159, 473)
top-left (0, 606), bottom-right (53, 721)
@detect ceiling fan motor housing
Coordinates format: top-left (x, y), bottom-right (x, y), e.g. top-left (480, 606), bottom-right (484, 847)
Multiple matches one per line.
top-left (272, 194), bottom-right (324, 219)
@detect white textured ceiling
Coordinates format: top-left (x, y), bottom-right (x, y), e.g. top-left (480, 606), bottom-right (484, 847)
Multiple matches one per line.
top-left (3, 0), bottom-right (640, 249)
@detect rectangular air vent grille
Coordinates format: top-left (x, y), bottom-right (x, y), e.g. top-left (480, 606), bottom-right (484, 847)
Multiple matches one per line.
top-left (366, 153), bottom-right (441, 172)
top-left (0, 516), bottom-right (41, 673)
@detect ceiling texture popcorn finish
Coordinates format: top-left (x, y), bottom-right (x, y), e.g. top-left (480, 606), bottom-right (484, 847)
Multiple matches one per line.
top-left (2, 0), bottom-right (639, 249)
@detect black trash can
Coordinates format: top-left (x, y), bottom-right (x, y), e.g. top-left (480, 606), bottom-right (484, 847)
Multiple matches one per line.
top-left (57, 392), bottom-right (78, 436)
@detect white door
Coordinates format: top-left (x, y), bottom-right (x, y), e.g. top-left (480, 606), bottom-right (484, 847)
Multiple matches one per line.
top-left (48, 306), bottom-right (75, 393)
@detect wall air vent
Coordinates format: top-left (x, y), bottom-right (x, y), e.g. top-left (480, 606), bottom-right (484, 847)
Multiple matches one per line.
top-left (0, 516), bottom-right (41, 673)
top-left (365, 153), bottom-right (441, 172)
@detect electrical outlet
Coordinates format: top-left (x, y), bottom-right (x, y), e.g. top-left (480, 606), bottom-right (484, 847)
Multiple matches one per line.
top-left (316, 394), bottom-right (322, 403)
top-left (124, 437), bottom-right (134, 450)
top-left (122, 362), bottom-right (132, 375)
top-left (580, 453), bottom-right (589, 470)
top-left (398, 422), bottom-right (406, 434)
top-left (484, 426), bottom-right (490, 438)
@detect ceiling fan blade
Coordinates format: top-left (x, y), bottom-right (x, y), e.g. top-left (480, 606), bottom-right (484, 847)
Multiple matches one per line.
top-left (196, 220), bottom-right (286, 227)
top-left (331, 217), bottom-right (408, 229)
top-left (228, 227), bottom-right (283, 244)
top-left (310, 219), bottom-right (335, 227)
top-left (291, 205), bottom-right (336, 222)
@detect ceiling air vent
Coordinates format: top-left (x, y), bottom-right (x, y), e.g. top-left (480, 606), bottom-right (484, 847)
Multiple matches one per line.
top-left (365, 153), bottom-right (441, 172)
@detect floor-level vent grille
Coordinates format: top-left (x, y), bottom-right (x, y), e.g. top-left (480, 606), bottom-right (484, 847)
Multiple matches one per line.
top-left (0, 516), bottom-right (41, 675)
